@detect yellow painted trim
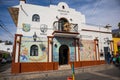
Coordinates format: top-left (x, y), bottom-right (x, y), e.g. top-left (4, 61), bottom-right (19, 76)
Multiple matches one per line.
top-left (113, 38), bottom-right (120, 55)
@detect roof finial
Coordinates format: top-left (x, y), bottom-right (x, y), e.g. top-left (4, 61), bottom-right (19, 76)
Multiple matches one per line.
top-left (20, 0), bottom-right (26, 3)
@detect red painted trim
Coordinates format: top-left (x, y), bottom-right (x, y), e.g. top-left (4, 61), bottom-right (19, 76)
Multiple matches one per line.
top-left (94, 39), bottom-right (97, 60)
top-left (97, 40), bottom-right (100, 60)
top-left (18, 36), bottom-right (22, 62)
top-left (47, 36), bottom-right (54, 38)
top-left (12, 34), bottom-right (23, 73)
top-left (12, 35), bottom-right (17, 63)
top-left (15, 34), bottom-right (23, 36)
top-left (51, 38), bottom-right (53, 62)
top-left (47, 37), bottom-right (49, 62)
top-left (52, 31), bottom-right (79, 35)
top-left (12, 61), bottom-right (106, 73)
top-left (77, 39), bottom-right (80, 61)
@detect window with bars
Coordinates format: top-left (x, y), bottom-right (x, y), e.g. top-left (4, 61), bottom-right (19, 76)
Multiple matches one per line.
top-left (30, 45), bottom-right (38, 56)
top-left (32, 14), bottom-right (40, 22)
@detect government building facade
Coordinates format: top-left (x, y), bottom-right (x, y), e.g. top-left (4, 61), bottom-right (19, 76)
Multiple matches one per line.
top-left (9, 0), bottom-right (113, 73)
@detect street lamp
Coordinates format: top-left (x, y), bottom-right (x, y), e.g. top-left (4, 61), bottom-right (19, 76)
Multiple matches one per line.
top-left (33, 32), bottom-right (37, 41)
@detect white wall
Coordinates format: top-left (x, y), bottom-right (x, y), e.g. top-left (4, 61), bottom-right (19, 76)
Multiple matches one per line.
top-left (16, 2), bottom-right (85, 38)
top-left (0, 43), bottom-right (13, 53)
top-left (79, 23), bottom-right (112, 60)
top-left (15, 1), bottom-right (112, 61)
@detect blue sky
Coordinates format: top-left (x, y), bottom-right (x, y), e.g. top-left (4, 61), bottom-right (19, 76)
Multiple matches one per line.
top-left (0, 0), bottom-right (120, 42)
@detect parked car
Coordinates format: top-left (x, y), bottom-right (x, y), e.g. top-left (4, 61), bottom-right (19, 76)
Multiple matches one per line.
top-left (1, 58), bottom-right (7, 63)
top-left (6, 57), bottom-right (12, 63)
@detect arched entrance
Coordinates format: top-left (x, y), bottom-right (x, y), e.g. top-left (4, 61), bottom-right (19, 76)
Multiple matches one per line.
top-left (59, 45), bottom-right (69, 65)
top-left (58, 18), bottom-right (69, 31)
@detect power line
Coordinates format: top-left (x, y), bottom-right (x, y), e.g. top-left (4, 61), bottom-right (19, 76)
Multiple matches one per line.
top-left (0, 24), bottom-right (14, 38)
top-left (0, 27), bottom-right (13, 41)
top-left (91, 0), bottom-right (102, 16)
top-left (50, 0), bottom-right (52, 4)
top-left (0, 20), bottom-right (14, 38)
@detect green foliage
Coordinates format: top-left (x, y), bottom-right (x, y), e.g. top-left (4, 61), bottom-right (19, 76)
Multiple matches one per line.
top-left (118, 22), bottom-right (120, 29)
top-left (0, 40), bottom-right (2, 43)
top-left (2, 53), bottom-right (8, 59)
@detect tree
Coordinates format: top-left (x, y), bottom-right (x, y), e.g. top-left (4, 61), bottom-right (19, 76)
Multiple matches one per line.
top-left (5, 40), bottom-right (13, 45)
top-left (118, 22), bottom-right (120, 29)
top-left (0, 40), bottom-right (2, 43)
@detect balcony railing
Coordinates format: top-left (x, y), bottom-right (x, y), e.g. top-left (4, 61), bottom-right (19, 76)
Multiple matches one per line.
top-left (53, 21), bottom-right (78, 33)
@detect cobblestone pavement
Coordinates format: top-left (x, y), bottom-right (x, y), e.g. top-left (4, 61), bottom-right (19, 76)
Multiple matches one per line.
top-left (0, 64), bottom-right (120, 80)
top-left (28, 66), bottom-right (120, 80)
top-left (0, 63), bottom-right (11, 72)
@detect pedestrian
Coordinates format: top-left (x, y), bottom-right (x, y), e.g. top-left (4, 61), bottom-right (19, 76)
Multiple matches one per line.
top-left (110, 52), bottom-right (114, 63)
top-left (107, 52), bottom-right (111, 64)
top-left (116, 51), bottom-right (119, 65)
top-left (112, 55), bottom-right (116, 65)
top-left (118, 53), bottom-right (120, 65)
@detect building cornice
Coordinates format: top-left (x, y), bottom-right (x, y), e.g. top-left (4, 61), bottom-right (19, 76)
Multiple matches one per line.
top-left (81, 29), bottom-right (112, 34)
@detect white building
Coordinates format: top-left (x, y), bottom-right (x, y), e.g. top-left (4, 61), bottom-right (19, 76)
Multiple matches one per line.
top-left (9, 0), bottom-right (113, 73)
top-left (0, 42), bottom-right (13, 54)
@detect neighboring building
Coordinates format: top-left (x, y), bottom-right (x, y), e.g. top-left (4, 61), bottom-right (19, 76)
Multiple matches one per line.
top-left (0, 42), bottom-right (13, 55)
top-left (112, 29), bottom-right (120, 55)
top-left (113, 38), bottom-right (120, 55)
top-left (112, 29), bottom-right (120, 38)
top-left (0, 42), bottom-right (13, 62)
top-left (9, 0), bottom-right (113, 73)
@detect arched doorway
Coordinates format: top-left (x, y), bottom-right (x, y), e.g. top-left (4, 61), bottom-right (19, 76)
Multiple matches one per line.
top-left (58, 18), bottom-right (68, 31)
top-left (59, 45), bottom-right (69, 65)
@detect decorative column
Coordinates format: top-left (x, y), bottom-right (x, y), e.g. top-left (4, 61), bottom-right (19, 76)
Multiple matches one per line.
top-left (94, 38), bottom-right (100, 60)
top-left (74, 38), bottom-right (76, 61)
top-left (12, 34), bottom-right (22, 73)
top-left (76, 38), bottom-right (80, 61)
top-left (15, 34), bottom-right (23, 63)
top-left (48, 36), bottom-right (53, 62)
top-left (110, 40), bottom-right (114, 54)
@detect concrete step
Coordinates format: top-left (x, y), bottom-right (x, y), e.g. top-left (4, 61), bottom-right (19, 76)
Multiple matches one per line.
top-left (58, 64), bottom-right (71, 70)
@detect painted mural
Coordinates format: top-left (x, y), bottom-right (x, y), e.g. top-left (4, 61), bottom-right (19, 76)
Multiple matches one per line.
top-left (20, 36), bottom-right (48, 62)
top-left (53, 37), bottom-right (75, 62)
top-left (80, 40), bottom-right (95, 61)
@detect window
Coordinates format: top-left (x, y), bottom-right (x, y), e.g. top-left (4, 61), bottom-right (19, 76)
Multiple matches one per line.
top-left (62, 5), bottom-right (65, 9)
top-left (30, 45), bottom-right (38, 56)
top-left (58, 18), bottom-right (68, 31)
top-left (32, 14), bottom-right (40, 22)
top-left (118, 46), bottom-right (120, 51)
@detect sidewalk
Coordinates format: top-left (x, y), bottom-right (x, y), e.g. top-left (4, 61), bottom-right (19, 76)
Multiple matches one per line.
top-left (0, 64), bottom-right (114, 80)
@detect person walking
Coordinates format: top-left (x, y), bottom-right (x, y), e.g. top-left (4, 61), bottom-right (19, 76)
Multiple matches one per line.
top-left (107, 52), bottom-right (111, 64)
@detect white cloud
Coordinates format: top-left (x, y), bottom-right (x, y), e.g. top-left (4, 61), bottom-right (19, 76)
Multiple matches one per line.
top-left (76, 0), bottom-right (120, 29)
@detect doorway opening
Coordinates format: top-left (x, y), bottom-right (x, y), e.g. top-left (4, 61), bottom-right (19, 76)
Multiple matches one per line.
top-left (58, 18), bottom-right (68, 31)
top-left (59, 45), bottom-right (69, 65)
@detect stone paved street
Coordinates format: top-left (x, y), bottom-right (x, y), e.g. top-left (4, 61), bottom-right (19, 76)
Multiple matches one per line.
top-left (28, 66), bottom-right (120, 80)
top-left (0, 64), bottom-right (120, 80)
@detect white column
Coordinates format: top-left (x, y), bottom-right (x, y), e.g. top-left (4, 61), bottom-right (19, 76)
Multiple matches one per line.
top-left (15, 44), bottom-right (19, 63)
top-left (49, 38), bottom-right (52, 62)
top-left (15, 36), bottom-right (20, 63)
top-left (76, 45), bottom-right (79, 61)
